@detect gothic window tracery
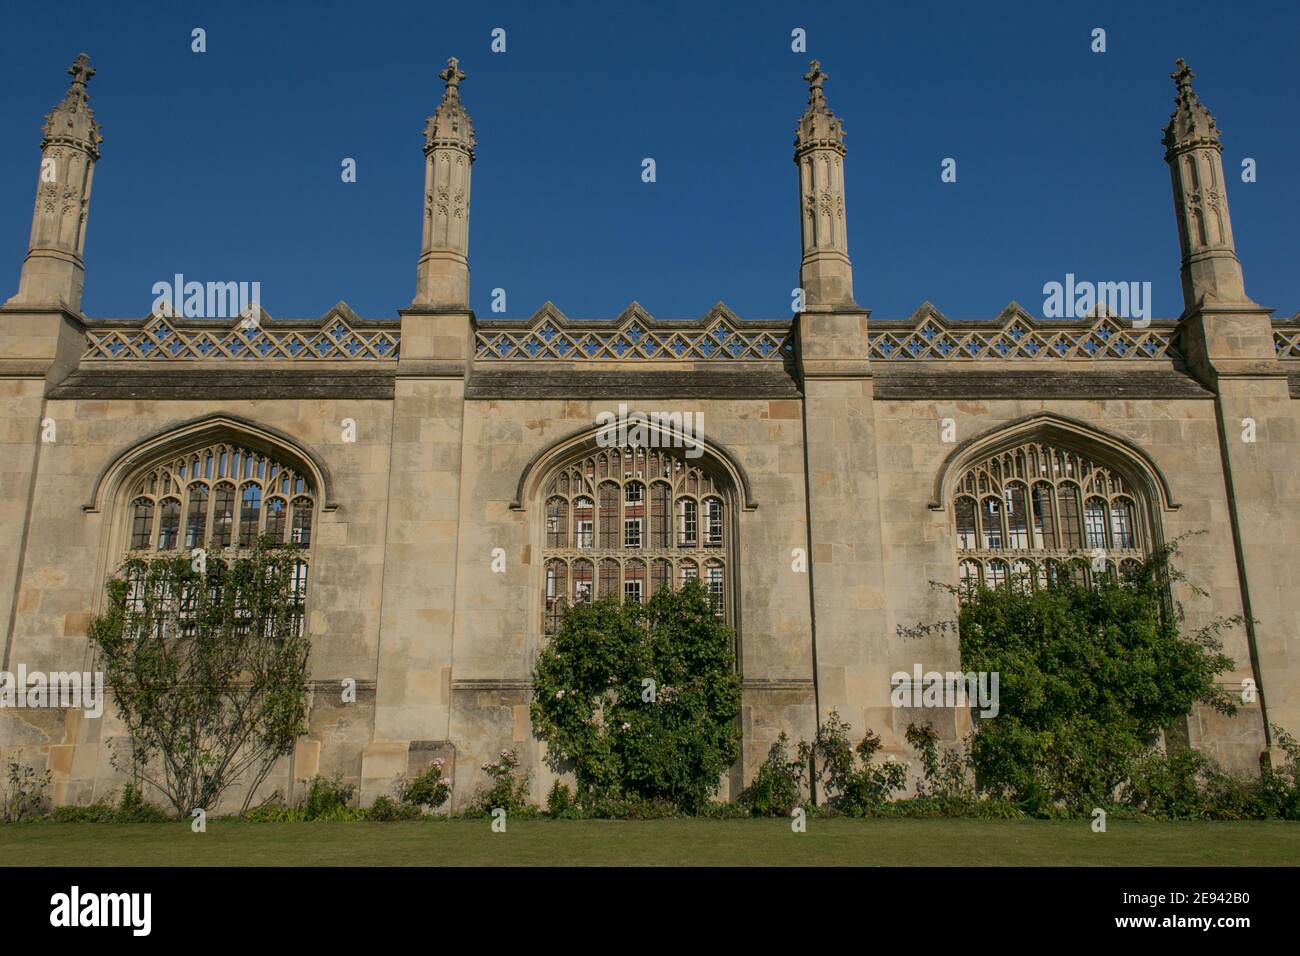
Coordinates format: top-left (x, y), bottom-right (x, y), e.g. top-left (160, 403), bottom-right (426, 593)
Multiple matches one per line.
top-left (952, 440), bottom-right (1146, 600)
top-left (122, 440), bottom-right (316, 613)
top-left (541, 446), bottom-right (730, 633)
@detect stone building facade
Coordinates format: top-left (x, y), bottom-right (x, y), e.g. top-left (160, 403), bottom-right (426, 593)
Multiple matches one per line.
top-left (1, 55), bottom-right (1296, 811)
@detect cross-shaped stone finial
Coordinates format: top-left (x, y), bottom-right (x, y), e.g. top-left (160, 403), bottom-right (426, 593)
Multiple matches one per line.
top-left (439, 57), bottom-right (466, 94)
top-left (804, 60), bottom-right (827, 106)
top-left (68, 53), bottom-right (95, 89)
top-left (1171, 58), bottom-right (1195, 91)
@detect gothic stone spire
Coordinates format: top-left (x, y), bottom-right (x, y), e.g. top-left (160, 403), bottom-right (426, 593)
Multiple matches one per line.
top-left (794, 61), bottom-right (855, 309)
top-left (424, 55), bottom-right (476, 158)
top-left (1161, 59), bottom-right (1250, 310)
top-left (1162, 58), bottom-right (1220, 158)
top-left (6, 53), bottom-right (103, 311)
top-left (413, 57), bottom-right (476, 309)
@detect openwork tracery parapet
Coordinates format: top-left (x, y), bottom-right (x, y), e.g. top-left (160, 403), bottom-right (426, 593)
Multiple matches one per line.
top-left (82, 303), bottom-right (400, 361)
top-left (76, 299), bottom-right (1300, 365)
top-left (474, 302), bottom-right (794, 362)
top-left (1272, 314), bottom-right (1300, 359)
top-left (867, 303), bottom-right (1182, 361)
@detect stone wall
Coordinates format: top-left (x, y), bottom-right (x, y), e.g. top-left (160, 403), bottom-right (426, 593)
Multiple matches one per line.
top-left (0, 314), bottom-right (1290, 811)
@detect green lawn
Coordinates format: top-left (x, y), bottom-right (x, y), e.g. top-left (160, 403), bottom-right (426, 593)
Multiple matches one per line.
top-left (2, 818), bottom-right (1297, 866)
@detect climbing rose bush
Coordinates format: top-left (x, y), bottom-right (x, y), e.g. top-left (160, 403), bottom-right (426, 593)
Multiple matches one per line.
top-left (531, 580), bottom-right (741, 812)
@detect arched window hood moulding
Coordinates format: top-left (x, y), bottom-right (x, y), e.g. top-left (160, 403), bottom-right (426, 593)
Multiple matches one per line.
top-left (511, 422), bottom-right (759, 513)
top-left (929, 413), bottom-right (1180, 514)
top-left (82, 413), bottom-right (339, 514)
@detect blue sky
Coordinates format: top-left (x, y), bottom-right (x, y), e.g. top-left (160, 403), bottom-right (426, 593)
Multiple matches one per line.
top-left (0, 0), bottom-right (1295, 322)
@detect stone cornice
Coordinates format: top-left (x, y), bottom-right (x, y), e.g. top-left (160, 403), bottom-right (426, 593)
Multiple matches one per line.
top-left (872, 367), bottom-right (1212, 401)
top-left (49, 367), bottom-right (395, 401)
top-left (466, 366), bottom-right (799, 399)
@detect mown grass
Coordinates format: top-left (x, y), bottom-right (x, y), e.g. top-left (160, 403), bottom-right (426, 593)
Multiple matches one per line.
top-left (2, 818), bottom-right (1297, 866)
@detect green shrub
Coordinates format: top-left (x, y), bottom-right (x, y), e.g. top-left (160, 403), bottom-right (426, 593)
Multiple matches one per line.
top-left (1, 761), bottom-right (50, 823)
top-left (740, 732), bottom-right (806, 817)
top-left (1122, 747), bottom-right (1218, 818)
top-left (540, 784), bottom-right (700, 819)
top-left (89, 541), bottom-right (311, 817)
top-left (877, 797), bottom-right (1026, 819)
top-left (531, 580), bottom-right (741, 813)
top-left (1119, 725), bottom-right (1300, 821)
top-left (1256, 726), bottom-right (1300, 820)
top-left (958, 540), bottom-right (1238, 814)
top-left (904, 723), bottom-right (975, 802)
top-left (113, 783), bottom-right (171, 822)
top-left (472, 750), bottom-right (532, 816)
top-left (45, 784), bottom-right (170, 823)
top-left (545, 780), bottom-right (574, 818)
top-left (367, 795), bottom-right (421, 821)
top-left (572, 794), bottom-right (678, 819)
top-left (243, 780), bottom-right (367, 822)
top-left (50, 801), bottom-right (117, 823)
top-left (244, 797), bottom-right (304, 822)
top-left (398, 759), bottom-right (451, 811)
top-left (310, 804), bottom-right (368, 821)
top-left (803, 711), bottom-right (906, 815)
top-left (303, 775), bottom-right (356, 820)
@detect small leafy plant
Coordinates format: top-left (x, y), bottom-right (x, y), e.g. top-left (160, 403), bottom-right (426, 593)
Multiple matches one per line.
top-left (398, 758), bottom-right (452, 811)
top-left (473, 749), bottom-right (531, 816)
top-left (740, 732), bottom-right (807, 817)
top-left (802, 711), bottom-right (906, 815)
top-left (2, 760), bottom-right (50, 823)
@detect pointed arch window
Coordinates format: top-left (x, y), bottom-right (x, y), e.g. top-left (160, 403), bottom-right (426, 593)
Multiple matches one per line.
top-left (704, 497), bottom-right (724, 548)
top-left (598, 558), bottom-right (620, 600)
top-left (679, 559), bottom-right (699, 587)
top-left (598, 483), bottom-right (619, 550)
top-left (705, 560), bottom-right (725, 617)
top-left (1111, 497), bottom-right (1137, 549)
top-left (157, 498), bottom-right (181, 550)
top-left (290, 496), bottom-right (313, 545)
top-left (1005, 483), bottom-right (1029, 549)
top-left (545, 559), bottom-right (568, 632)
top-left (1084, 497), bottom-right (1109, 550)
top-left (651, 558), bottom-right (671, 598)
top-left (538, 446), bottom-right (733, 633)
top-left (545, 497), bottom-right (568, 549)
top-left (624, 559), bottom-right (646, 604)
top-left (239, 483), bottom-right (263, 548)
top-left (955, 496), bottom-right (977, 549)
top-left (573, 497), bottom-right (594, 549)
top-left (572, 559), bottom-right (594, 604)
top-left (121, 438), bottom-right (318, 585)
top-left (1031, 483), bottom-right (1056, 548)
top-left (115, 437), bottom-right (319, 640)
top-left (264, 497), bottom-right (288, 544)
top-left (184, 484), bottom-right (209, 549)
top-left (649, 483), bottom-right (671, 548)
top-left (130, 499), bottom-right (154, 550)
top-left (980, 497), bottom-right (1002, 549)
top-left (678, 498), bottom-right (698, 548)
top-left (212, 483), bottom-right (236, 548)
top-left (951, 439), bottom-right (1149, 600)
